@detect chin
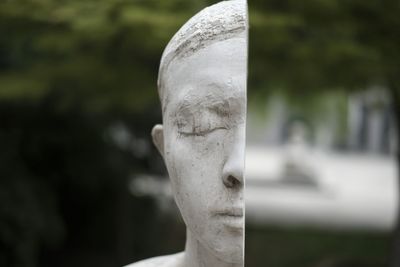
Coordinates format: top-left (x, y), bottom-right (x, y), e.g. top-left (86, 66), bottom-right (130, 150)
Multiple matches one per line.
top-left (207, 237), bottom-right (243, 264)
top-left (214, 247), bottom-right (243, 264)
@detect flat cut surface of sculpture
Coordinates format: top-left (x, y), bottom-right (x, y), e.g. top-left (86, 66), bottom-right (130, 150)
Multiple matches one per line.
top-left (125, 1), bottom-right (248, 266)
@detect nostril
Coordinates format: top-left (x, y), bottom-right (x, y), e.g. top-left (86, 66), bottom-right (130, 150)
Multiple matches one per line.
top-left (223, 175), bottom-right (241, 188)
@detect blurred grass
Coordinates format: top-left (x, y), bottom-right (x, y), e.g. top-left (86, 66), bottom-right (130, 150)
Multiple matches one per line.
top-left (246, 225), bottom-right (391, 267)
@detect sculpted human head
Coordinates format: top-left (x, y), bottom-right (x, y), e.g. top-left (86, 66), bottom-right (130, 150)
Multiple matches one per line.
top-left (152, 0), bottom-right (247, 264)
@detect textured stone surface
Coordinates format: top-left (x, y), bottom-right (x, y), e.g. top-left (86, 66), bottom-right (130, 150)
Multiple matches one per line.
top-left (158, 0), bottom-right (247, 108)
top-left (126, 1), bottom-right (248, 267)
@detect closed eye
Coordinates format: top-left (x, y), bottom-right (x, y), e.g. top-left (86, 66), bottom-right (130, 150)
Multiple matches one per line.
top-left (178, 126), bottom-right (228, 137)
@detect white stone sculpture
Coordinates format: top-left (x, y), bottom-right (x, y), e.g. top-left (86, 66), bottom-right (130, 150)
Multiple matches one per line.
top-left (125, 1), bottom-right (248, 266)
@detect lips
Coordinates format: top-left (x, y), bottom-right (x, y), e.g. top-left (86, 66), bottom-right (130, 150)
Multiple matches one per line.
top-left (213, 207), bottom-right (244, 231)
top-left (214, 207), bottom-right (243, 217)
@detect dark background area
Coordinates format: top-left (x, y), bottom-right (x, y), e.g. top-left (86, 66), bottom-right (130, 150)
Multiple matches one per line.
top-left (0, 0), bottom-right (397, 266)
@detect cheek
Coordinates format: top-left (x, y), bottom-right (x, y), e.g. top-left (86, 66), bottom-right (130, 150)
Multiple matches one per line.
top-left (166, 130), bottom-right (227, 180)
top-left (167, 130), bottom-right (227, 171)
top-left (163, 130), bottom-right (228, 207)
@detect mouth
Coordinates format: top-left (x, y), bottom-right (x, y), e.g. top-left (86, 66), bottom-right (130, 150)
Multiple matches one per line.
top-left (215, 208), bottom-right (243, 217)
top-left (213, 208), bottom-right (244, 231)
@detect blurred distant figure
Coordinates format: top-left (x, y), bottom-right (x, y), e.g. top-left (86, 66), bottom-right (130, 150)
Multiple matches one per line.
top-left (280, 120), bottom-right (318, 187)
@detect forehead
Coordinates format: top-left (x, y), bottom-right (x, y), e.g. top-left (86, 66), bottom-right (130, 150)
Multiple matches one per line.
top-left (173, 85), bottom-right (245, 120)
top-left (163, 37), bottom-right (247, 115)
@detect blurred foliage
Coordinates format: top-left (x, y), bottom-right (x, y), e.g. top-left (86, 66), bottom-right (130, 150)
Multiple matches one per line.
top-left (249, 0), bottom-right (400, 98)
top-left (1, 0), bottom-right (399, 107)
top-left (0, 96), bottom-right (169, 266)
top-left (0, 0), bottom-right (214, 111)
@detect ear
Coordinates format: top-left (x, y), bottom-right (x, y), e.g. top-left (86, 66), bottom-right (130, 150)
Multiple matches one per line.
top-left (151, 124), bottom-right (164, 157)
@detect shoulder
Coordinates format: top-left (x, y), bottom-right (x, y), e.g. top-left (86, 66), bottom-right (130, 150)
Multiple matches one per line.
top-left (124, 252), bottom-right (184, 267)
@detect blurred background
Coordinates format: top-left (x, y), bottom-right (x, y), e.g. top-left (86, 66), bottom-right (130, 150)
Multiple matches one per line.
top-left (0, 0), bottom-right (399, 267)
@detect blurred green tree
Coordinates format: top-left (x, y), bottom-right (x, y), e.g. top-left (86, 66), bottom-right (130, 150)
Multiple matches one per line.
top-left (249, 0), bottom-right (399, 95)
top-left (0, 0), bottom-right (216, 112)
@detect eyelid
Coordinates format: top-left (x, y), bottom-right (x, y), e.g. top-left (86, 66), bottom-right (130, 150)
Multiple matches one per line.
top-left (178, 126), bottom-right (228, 137)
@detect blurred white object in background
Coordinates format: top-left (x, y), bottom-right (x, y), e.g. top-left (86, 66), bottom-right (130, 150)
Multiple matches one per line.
top-left (246, 145), bottom-right (398, 231)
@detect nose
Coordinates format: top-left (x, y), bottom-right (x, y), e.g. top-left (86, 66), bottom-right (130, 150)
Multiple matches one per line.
top-left (222, 126), bottom-right (245, 189)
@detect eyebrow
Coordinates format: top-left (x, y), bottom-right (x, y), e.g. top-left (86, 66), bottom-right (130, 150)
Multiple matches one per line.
top-left (175, 94), bottom-right (230, 115)
top-left (167, 76), bottom-right (245, 115)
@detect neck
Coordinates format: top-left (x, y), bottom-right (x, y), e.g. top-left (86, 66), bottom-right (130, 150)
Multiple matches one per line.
top-left (182, 230), bottom-right (242, 267)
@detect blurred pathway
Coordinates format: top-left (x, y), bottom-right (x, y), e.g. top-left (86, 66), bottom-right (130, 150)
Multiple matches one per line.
top-left (245, 146), bottom-right (398, 231)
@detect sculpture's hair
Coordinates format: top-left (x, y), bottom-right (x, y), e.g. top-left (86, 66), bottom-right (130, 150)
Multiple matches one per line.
top-left (157, 0), bottom-right (248, 110)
